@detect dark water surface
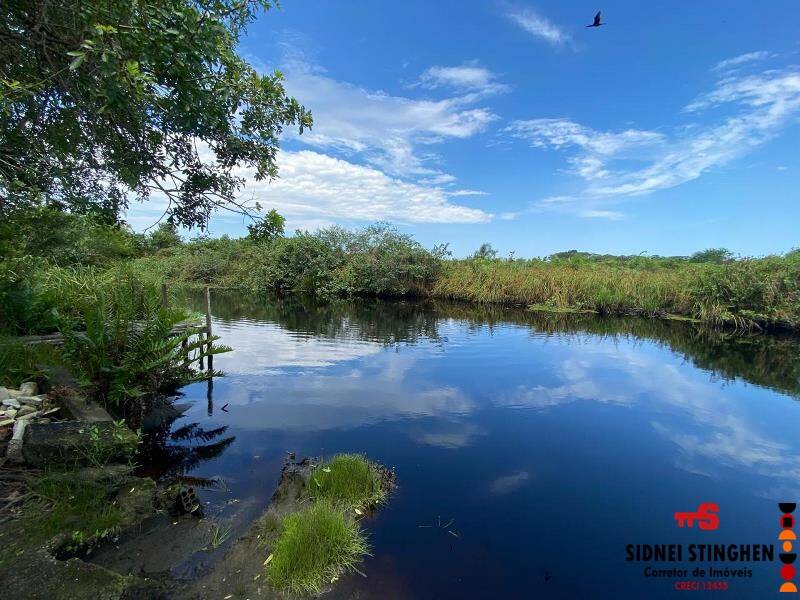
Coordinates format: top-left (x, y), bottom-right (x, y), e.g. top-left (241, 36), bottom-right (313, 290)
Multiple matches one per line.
top-left (154, 293), bottom-right (800, 599)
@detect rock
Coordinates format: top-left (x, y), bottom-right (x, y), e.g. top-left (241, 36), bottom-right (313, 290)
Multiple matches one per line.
top-left (6, 420), bottom-right (29, 463)
top-left (17, 410), bottom-right (41, 421)
top-left (19, 381), bottom-right (37, 396)
top-left (55, 389), bottom-right (113, 422)
top-left (4, 409), bottom-right (17, 419)
top-left (0, 419), bottom-right (14, 427)
top-left (2, 399), bottom-right (21, 409)
top-left (22, 421), bottom-right (137, 467)
top-left (16, 405), bottom-right (36, 418)
top-left (6, 389), bottom-right (22, 398)
top-left (0, 387), bottom-right (9, 401)
top-left (18, 396), bottom-right (43, 408)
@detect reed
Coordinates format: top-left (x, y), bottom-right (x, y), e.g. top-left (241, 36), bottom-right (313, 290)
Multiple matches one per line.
top-left (432, 254), bottom-right (800, 330)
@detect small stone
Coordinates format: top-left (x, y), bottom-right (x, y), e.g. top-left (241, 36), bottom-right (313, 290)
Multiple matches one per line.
top-left (2, 399), bottom-right (21, 409)
top-left (18, 396), bottom-right (43, 408)
top-left (0, 419), bottom-right (14, 427)
top-left (0, 387), bottom-right (9, 401)
top-left (19, 382), bottom-right (38, 396)
top-left (17, 410), bottom-right (41, 421)
top-left (4, 409), bottom-right (17, 419)
top-left (7, 420), bottom-right (28, 463)
top-left (16, 405), bottom-right (36, 417)
top-left (6, 389), bottom-right (22, 398)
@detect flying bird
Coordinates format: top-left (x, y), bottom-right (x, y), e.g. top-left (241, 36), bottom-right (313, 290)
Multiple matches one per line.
top-left (586, 11), bottom-right (604, 27)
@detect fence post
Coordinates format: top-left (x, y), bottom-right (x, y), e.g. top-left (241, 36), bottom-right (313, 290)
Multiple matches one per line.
top-left (161, 283), bottom-right (169, 308)
top-left (205, 286), bottom-right (213, 374)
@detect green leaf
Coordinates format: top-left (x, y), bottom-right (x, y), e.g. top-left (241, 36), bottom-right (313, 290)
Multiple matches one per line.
top-left (69, 54), bottom-right (86, 71)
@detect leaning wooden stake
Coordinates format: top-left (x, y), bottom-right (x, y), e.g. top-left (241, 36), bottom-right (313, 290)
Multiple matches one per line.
top-left (161, 283), bottom-right (169, 308)
top-left (205, 286), bottom-right (213, 374)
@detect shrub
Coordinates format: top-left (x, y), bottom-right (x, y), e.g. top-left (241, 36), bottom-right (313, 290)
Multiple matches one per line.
top-left (247, 209), bottom-right (285, 242)
top-left (0, 337), bottom-right (61, 388)
top-left (0, 206), bottom-right (141, 266)
top-left (245, 234), bottom-right (345, 296)
top-left (334, 224), bottom-right (443, 296)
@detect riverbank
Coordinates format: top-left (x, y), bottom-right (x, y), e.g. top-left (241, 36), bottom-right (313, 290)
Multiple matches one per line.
top-left (431, 256), bottom-right (800, 331)
top-left (125, 237), bottom-right (800, 332)
top-left (3, 214), bottom-right (798, 335)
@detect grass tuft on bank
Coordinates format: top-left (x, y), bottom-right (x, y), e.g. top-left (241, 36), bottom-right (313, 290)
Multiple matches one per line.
top-left (266, 499), bottom-right (369, 595)
top-left (307, 454), bottom-right (387, 512)
top-left (22, 473), bottom-right (127, 553)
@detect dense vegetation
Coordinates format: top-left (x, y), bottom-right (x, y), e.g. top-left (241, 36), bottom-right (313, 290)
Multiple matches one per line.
top-left (435, 251), bottom-right (800, 330)
top-left (2, 208), bottom-right (799, 339)
top-left (135, 224), bottom-right (800, 331)
top-left (0, 250), bottom-right (226, 423)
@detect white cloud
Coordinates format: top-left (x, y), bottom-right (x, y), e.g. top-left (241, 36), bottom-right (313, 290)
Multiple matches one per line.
top-left (234, 150), bottom-right (492, 224)
top-left (495, 341), bottom-right (800, 490)
top-left (281, 59), bottom-right (499, 181)
top-left (417, 61), bottom-right (510, 96)
top-left (507, 7), bottom-right (571, 47)
top-left (413, 422), bottom-right (485, 449)
top-left (505, 118), bottom-right (664, 181)
top-left (578, 210), bottom-right (623, 220)
top-left (125, 149), bottom-right (492, 228)
top-left (712, 51), bottom-right (772, 72)
top-left (448, 189), bottom-right (489, 197)
top-left (507, 65), bottom-right (800, 215)
top-left (489, 471), bottom-right (531, 495)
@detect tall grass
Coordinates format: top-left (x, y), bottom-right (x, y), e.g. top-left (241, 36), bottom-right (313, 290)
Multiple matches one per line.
top-left (266, 500), bottom-right (369, 595)
top-left (307, 454), bottom-right (387, 511)
top-left (432, 254), bottom-right (800, 330)
top-left (433, 259), bottom-right (695, 315)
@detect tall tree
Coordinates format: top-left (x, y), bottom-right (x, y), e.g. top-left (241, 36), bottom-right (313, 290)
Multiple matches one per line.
top-left (0, 0), bottom-right (311, 228)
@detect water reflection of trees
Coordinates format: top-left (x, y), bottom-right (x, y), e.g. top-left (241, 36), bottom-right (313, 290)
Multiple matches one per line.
top-left (186, 290), bottom-right (442, 345)
top-left (137, 401), bottom-right (235, 486)
top-left (186, 290), bottom-right (800, 398)
top-left (431, 301), bottom-right (800, 399)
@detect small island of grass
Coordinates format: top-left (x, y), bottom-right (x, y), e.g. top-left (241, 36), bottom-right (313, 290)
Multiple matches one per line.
top-left (307, 453), bottom-right (388, 511)
top-left (264, 453), bottom-right (395, 596)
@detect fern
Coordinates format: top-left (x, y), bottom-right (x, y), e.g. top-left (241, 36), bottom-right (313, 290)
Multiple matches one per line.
top-left (58, 286), bottom-right (229, 425)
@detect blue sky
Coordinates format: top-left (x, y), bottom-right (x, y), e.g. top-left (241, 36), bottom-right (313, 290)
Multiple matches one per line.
top-left (128, 1), bottom-right (800, 257)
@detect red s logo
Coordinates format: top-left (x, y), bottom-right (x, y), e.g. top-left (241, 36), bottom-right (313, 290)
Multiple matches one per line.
top-left (674, 503), bottom-right (719, 530)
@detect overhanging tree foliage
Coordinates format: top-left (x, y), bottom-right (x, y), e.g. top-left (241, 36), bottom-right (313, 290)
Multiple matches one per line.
top-left (0, 0), bottom-right (312, 228)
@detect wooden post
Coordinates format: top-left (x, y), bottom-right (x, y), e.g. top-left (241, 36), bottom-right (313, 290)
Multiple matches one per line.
top-left (205, 286), bottom-right (213, 374)
top-left (161, 283), bottom-right (169, 308)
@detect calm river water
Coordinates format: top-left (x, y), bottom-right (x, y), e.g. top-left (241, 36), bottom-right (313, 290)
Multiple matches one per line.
top-left (155, 292), bottom-right (800, 599)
